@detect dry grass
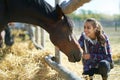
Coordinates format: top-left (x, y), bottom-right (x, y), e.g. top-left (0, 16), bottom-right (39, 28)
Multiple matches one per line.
top-left (0, 39), bottom-right (64, 80)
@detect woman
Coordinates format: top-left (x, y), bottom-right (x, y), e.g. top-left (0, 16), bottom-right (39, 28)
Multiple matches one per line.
top-left (78, 18), bottom-right (114, 80)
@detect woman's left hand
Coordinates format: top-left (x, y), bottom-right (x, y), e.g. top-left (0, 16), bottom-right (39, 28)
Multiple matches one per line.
top-left (83, 53), bottom-right (90, 60)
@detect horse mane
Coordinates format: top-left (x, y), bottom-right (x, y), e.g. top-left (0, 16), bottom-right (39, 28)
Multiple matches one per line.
top-left (34, 0), bottom-right (54, 17)
top-left (35, 0), bottom-right (70, 23)
top-left (66, 16), bottom-right (74, 30)
top-left (34, 0), bottom-right (63, 21)
top-left (6, 0), bottom-right (71, 27)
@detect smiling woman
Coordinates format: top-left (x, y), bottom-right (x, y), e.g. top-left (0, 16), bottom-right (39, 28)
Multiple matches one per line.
top-left (78, 18), bottom-right (114, 80)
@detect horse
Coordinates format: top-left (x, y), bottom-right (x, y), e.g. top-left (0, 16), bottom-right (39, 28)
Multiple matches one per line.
top-left (0, 24), bottom-right (14, 47)
top-left (4, 24), bottom-right (14, 46)
top-left (0, 0), bottom-right (82, 62)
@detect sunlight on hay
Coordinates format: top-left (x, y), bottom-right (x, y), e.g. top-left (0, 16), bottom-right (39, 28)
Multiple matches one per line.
top-left (0, 40), bottom-right (63, 80)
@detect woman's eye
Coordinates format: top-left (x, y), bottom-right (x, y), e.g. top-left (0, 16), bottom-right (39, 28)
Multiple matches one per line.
top-left (87, 26), bottom-right (91, 29)
top-left (84, 26), bottom-right (87, 29)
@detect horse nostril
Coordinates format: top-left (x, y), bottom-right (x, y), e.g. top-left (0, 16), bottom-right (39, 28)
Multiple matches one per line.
top-left (68, 56), bottom-right (76, 62)
top-left (68, 51), bottom-right (81, 62)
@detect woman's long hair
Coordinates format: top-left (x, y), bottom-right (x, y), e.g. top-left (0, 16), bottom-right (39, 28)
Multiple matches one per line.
top-left (85, 18), bottom-right (106, 46)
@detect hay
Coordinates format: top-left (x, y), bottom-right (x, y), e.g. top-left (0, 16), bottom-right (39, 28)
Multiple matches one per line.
top-left (0, 40), bottom-right (64, 80)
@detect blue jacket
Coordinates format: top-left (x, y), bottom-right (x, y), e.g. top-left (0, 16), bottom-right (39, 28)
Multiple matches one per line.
top-left (78, 32), bottom-right (112, 71)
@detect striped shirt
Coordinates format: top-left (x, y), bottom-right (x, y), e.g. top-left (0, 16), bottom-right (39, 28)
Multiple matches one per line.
top-left (78, 32), bottom-right (112, 71)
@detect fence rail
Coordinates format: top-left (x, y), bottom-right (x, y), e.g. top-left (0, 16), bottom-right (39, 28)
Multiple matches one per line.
top-left (45, 55), bottom-right (82, 80)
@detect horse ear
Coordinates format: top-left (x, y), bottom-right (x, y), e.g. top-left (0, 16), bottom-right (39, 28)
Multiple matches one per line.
top-left (55, 4), bottom-right (64, 20)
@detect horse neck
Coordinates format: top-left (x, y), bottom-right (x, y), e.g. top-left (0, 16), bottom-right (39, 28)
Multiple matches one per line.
top-left (7, 0), bottom-right (57, 34)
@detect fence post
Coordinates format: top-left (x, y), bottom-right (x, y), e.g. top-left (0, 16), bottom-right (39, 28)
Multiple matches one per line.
top-left (41, 28), bottom-right (45, 47)
top-left (35, 26), bottom-right (39, 44)
top-left (55, 47), bottom-right (61, 64)
top-left (55, 0), bottom-right (61, 64)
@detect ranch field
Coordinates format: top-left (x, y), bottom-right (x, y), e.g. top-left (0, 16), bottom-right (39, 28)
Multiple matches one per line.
top-left (0, 27), bottom-right (120, 80)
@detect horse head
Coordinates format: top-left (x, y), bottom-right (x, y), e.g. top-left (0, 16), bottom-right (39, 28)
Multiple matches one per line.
top-left (49, 5), bottom-right (82, 62)
top-left (0, 0), bottom-right (82, 62)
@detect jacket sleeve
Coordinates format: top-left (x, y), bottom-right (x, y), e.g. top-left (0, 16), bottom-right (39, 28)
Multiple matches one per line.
top-left (105, 34), bottom-right (112, 62)
top-left (90, 34), bottom-right (112, 62)
top-left (78, 33), bottom-right (84, 48)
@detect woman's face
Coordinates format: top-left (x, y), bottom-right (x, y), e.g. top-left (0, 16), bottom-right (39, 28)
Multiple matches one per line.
top-left (84, 22), bottom-right (96, 39)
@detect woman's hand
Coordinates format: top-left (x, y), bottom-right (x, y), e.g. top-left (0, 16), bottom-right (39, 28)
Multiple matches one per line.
top-left (82, 53), bottom-right (90, 60)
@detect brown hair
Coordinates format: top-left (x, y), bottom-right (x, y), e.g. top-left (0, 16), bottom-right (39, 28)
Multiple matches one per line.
top-left (85, 18), bottom-right (106, 46)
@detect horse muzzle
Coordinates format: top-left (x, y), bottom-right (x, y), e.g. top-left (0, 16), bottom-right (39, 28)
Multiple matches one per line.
top-left (68, 50), bottom-right (82, 62)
